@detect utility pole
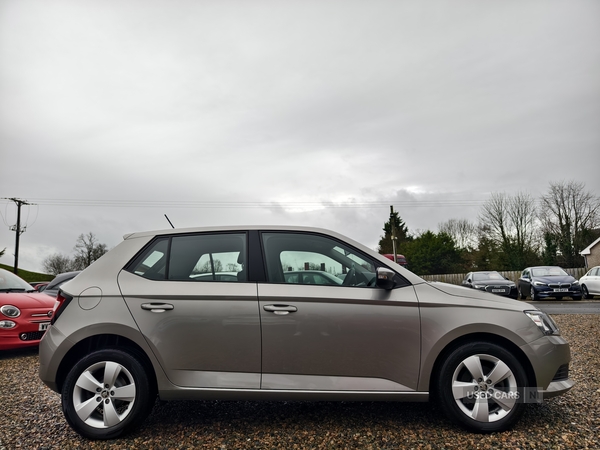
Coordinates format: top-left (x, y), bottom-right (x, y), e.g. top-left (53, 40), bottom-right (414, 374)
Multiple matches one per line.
top-left (390, 205), bottom-right (397, 263)
top-left (4, 198), bottom-right (33, 275)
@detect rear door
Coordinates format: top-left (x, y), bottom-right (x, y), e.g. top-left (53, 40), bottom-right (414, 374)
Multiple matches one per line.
top-left (118, 232), bottom-right (261, 389)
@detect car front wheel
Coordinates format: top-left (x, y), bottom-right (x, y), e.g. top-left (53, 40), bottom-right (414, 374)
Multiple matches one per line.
top-left (61, 349), bottom-right (156, 440)
top-left (530, 288), bottom-right (537, 301)
top-left (582, 285), bottom-right (593, 299)
top-left (436, 342), bottom-right (528, 433)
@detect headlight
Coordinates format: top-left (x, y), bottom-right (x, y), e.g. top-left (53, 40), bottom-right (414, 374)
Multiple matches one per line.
top-left (473, 284), bottom-right (486, 290)
top-left (525, 310), bottom-right (560, 336)
top-left (572, 281), bottom-right (579, 286)
top-left (533, 281), bottom-right (546, 287)
top-left (0, 320), bottom-right (16, 329)
top-left (1, 305), bottom-right (20, 318)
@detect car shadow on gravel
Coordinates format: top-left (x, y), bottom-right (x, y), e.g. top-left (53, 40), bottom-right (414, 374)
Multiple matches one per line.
top-left (145, 399), bottom-right (439, 428)
top-left (119, 400), bottom-right (455, 448)
top-left (0, 346), bottom-right (38, 360)
top-left (106, 398), bottom-right (575, 449)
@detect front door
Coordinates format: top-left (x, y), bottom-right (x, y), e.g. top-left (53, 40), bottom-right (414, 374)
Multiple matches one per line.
top-left (258, 231), bottom-right (421, 391)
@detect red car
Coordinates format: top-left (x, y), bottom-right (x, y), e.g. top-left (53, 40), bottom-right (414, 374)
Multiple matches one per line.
top-left (382, 253), bottom-right (408, 266)
top-left (0, 268), bottom-right (55, 350)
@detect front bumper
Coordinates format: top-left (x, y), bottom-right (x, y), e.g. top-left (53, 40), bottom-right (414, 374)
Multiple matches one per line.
top-left (534, 287), bottom-right (582, 299)
top-left (540, 379), bottom-right (575, 399)
top-left (473, 285), bottom-right (518, 299)
top-left (521, 333), bottom-right (574, 397)
top-left (0, 323), bottom-right (50, 350)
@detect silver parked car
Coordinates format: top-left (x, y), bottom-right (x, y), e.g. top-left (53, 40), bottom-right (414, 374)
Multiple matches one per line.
top-left (39, 226), bottom-right (573, 439)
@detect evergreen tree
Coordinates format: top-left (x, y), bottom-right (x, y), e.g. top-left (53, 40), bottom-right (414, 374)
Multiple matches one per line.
top-left (402, 231), bottom-right (463, 275)
top-left (377, 211), bottom-right (411, 254)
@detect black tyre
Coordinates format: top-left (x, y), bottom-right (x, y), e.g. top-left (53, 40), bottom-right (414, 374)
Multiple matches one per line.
top-left (518, 288), bottom-right (527, 300)
top-left (572, 295), bottom-right (582, 301)
top-left (436, 342), bottom-right (528, 433)
top-left (61, 349), bottom-right (156, 440)
top-left (530, 287), bottom-right (537, 301)
top-left (582, 285), bottom-right (593, 299)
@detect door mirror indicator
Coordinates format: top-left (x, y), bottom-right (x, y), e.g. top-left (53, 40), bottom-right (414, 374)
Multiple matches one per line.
top-left (376, 267), bottom-right (396, 290)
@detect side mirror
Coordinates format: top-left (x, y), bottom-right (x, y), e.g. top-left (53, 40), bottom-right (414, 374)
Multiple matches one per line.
top-left (376, 267), bottom-right (396, 290)
top-left (467, 278), bottom-right (472, 283)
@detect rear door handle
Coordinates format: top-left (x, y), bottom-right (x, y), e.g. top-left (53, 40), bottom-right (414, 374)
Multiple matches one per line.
top-left (263, 304), bottom-right (298, 315)
top-left (141, 303), bottom-right (174, 313)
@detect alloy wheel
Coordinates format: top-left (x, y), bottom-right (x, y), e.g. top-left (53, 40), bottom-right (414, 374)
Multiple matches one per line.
top-left (451, 353), bottom-right (518, 423)
top-left (72, 361), bottom-right (137, 429)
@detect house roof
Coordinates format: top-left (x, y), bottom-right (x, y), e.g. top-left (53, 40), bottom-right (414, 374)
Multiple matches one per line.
top-left (580, 236), bottom-right (600, 255)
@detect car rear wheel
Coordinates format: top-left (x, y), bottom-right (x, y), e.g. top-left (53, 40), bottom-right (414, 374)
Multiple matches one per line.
top-left (61, 349), bottom-right (156, 440)
top-left (436, 342), bottom-right (528, 433)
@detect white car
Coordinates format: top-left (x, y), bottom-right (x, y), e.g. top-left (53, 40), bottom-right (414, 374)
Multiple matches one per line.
top-left (579, 266), bottom-right (600, 299)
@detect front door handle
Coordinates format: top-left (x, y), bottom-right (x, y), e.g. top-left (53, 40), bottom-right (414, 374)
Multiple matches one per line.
top-left (263, 304), bottom-right (298, 315)
top-left (141, 303), bottom-right (174, 313)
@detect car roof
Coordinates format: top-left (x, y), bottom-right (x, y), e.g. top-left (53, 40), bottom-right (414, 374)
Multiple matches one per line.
top-left (46, 271), bottom-right (81, 288)
top-left (123, 225), bottom-right (341, 240)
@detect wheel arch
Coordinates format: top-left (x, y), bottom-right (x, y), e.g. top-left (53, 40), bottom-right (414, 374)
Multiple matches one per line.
top-left (427, 332), bottom-right (537, 398)
top-left (55, 334), bottom-right (158, 397)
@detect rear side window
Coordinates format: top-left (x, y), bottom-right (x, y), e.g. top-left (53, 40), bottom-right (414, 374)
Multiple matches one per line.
top-left (127, 238), bottom-right (169, 280)
top-left (126, 233), bottom-right (247, 282)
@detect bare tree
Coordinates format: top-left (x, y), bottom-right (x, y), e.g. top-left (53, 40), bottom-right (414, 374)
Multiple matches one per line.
top-left (438, 218), bottom-right (477, 250)
top-left (43, 253), bottom-right (74, 275)
top-left (71, 232), bottom-right (108, 270)
top-left (539, 181), bottom-right (600, 267)
top-left (478, 192), bottom-right (538, 269)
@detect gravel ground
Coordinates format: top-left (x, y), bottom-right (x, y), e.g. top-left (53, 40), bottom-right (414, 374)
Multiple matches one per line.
top-left (1, 314), bottom-right (598, 450)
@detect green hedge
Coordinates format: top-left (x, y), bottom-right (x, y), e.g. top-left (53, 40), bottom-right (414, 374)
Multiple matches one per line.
top-left (0, 263), bottom-right (54, 283)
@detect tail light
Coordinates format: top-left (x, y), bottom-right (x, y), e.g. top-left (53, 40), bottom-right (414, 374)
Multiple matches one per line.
top-left (51, 290), bottom-right (73, 325)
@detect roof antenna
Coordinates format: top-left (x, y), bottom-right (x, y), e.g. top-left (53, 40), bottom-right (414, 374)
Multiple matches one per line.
top-left (164, 214), bottom-right (175, 229)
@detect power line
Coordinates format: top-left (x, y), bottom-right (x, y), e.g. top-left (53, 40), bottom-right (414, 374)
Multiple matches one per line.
top-left (1, 197), bottom-right (488, 209)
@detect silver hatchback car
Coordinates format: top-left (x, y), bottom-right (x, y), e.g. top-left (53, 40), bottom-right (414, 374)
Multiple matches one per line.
top-left (39, 226), bottom-right (573, 439)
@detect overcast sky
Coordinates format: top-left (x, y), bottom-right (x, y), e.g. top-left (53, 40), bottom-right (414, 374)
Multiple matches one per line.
top-left (1, 0), bottom-right (599, 273)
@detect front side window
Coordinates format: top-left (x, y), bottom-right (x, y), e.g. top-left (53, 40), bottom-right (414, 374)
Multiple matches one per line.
top-left (126, 233), bottom-right (246, 282)
top-left (262, 232), bottom-right (376, 287)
